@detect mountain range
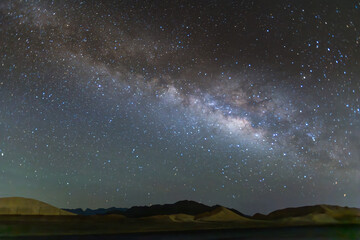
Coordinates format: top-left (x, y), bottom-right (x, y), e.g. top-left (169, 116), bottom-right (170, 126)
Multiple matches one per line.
top-left (63, 207), bottom-right (128, 216)
top-left (0, 197), bottom-right (359, 225)
top-left (0, 197), bottom-right (359, 236)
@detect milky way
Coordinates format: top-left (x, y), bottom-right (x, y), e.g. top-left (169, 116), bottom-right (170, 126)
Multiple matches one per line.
top-left (0, 0), bottom-right (359, 214)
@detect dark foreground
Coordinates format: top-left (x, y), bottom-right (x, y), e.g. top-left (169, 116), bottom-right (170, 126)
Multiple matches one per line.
top-left (0, 215), bottom-right (359, 239)
top-left (1, 226), bottom-right (359, 240)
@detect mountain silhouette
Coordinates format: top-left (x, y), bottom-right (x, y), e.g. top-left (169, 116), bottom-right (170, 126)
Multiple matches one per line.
top-left (112, 200), bottom-right (213, 218)
top-left (63, 207), bottom-right (127, 215)
top-left (108, 200), bottom-right (249, 218)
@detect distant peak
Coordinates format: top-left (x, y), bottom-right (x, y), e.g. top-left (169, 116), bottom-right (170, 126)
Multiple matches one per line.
top-left (173, 200), bottom-right (207, 205)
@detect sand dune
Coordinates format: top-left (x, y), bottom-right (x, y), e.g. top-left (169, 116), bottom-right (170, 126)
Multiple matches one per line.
top-left (195, 206), bottom-right (251, 222)
top-left (283, 213), bottom-right (338, 224)
top-left (302, 205), bottom-right (360, 224)
top-left (254, 205), bottom-right (360, 225)
top-left (140, 213), bottom-right (195, 222)
top-left (140, 207), bottom-right (251, 223)
top-left (0, 197), bottom-right (75, 215)
top-left (320, 205), bottom-right (360, 219)
top-left (169, 213), bottom-right (195, 222)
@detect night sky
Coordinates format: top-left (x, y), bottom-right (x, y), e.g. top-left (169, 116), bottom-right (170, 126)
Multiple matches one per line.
top-left (0, 0), bottom-right (359, 215)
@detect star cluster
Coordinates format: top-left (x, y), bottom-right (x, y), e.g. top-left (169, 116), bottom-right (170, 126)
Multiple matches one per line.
top-left (0, 0), bottom-right (359, 214)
